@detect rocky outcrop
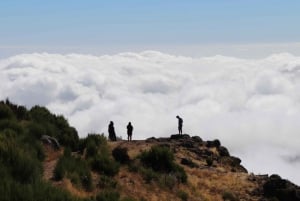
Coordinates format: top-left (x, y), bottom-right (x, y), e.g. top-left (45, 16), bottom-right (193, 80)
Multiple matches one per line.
top-left (263, 174), bottom-right (300, 201)
top-left (41, 135), bottom-right (60, 149)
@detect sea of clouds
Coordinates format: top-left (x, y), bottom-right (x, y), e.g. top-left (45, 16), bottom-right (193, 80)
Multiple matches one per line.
top-left (1, 51), bottom-right (300, 184)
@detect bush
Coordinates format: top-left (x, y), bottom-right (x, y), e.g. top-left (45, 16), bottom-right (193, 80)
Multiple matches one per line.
top-left (26, 122), bottom-right (47, 139)
top-left (177, 190), bottom-right (189, 201)
top-left (112, 147), bottom-right (130, 164)
top-left (222, 190), bottom-right (238, 201)
top-left (159, 174), bottom-right (177, 189)
top-left (98, 175), bottom-right (117, 189)
top-left (0, 134), bottom-right (42, 183)
top-left (140, 146), bottom-right (174, 173)
top-left (121, 197), bottom-right (137, 201)
top-left (139, 145), bottom-right (187, 184)
top-left (54, 154), bottom-right (93, 191)
top-left (96, 190), bottom-right (120, 201)
top-left (86, 141), bottom-right (98, 158)
top-left (91, 154), bottom-right (120, 177)
top-left (140, 167), bottom-right (159, 183)
top-left (0, 103), bottom-right (15, 120)
top-left (0, 119), bottom-right (23, 134)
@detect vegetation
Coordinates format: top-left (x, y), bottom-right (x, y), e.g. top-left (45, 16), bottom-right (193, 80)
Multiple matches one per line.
top-left (222, 190), bottom-right (238, 201)
top-left (177, 190), bottom-right (189, 201)
top-left (139, 145), bottom-right (187, 185)
top-left (0, 99), bottom-right (83, 201)
top-left (83, 134), bottom-right (120, 176)
top-left (54, 148), bottom-right (93, 191)
top-left (112, 146), bottom-right (130, 164)
top-left (1, 99), bottom-right (289, 201)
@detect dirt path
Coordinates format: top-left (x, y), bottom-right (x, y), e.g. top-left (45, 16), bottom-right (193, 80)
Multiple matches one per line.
top-left (43, 145), bottom-right (62, 180)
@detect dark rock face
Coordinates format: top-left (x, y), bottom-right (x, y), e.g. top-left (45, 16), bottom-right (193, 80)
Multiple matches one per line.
top-left (146, 137), bottom-right (158, 143)
top-left (218, 146), bottom-right (230, 157)
top-left (206, 139), bottom-right (221, 148)
top-left (220, 156), bottom-right (247, 173)
top-left (181, 158), bottom-right (199, 168)
top-left (191, 136), bottom-right (203, 143)
top-left (170, 134), bottom-right (190, 140)
top-left (263, 174), bottom-right (300, 201)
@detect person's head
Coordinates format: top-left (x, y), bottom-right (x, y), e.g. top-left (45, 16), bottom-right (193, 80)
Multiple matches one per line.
top-left (176, 115), bottom-right (179, 119)
top-left (110, 121), bottom-right (113, 125)
top-left (128, 122), bottom-right (131, 125)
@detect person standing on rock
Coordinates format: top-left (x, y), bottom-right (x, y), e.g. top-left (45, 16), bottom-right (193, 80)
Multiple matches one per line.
top-left (127, 122), bottom-right (133, 141)
top-left (108, 121), bottom-right (117, 141)
top-left (176, 115), bottom-right (183, 135)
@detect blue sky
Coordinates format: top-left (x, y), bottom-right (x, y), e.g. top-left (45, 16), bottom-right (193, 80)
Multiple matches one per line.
top-left (1, 0), bottom-right (300, 55)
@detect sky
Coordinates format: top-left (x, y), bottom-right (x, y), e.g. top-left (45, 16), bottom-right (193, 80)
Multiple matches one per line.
top-left (1, 0), bottom-right (300, 57)
top-left (1, 0), bottom-right (300, 185)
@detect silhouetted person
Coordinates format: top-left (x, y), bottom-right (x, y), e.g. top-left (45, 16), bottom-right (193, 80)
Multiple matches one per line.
top-left (127, 122), bottom-right (133, 141)
top-left (176, 115), bottom-right (183, 135)
top-left (108, 121), bottom-right (117, 141)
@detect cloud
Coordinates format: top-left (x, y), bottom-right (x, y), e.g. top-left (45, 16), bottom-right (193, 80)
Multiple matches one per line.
top-left (1, 51), bottom-right (300, 185)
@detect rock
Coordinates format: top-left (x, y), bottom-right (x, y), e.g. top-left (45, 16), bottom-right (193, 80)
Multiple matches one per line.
top-left (41, 135), bottom-right (60, 149)
top-left (170, 134), bottom-right (190, 140)
top-left (220, 156), bottom-right (247, 172)
top-left (180, 140), bottom-right (196, 148)
top-left (191, 136), bottom-right (203, 143)
top-left (181, 158), bottom-right (199, 168)
top-left (263, 174), bottom-right (300, 201)
top-left (146, 137), bottom-right (158, 143)
top-left (218, 146), bottom-right (230, 157)
top-left (206, 139), bottom-right (221, 148)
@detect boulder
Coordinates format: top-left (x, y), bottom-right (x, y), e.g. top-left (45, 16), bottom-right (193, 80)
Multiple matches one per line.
top-left (146, 137), bottom-right (158, 143)
top-left (181, 158), bottom-right (199, 168)
top-left (218, 146), bottom-right (230, 157)
top-left (206, 139), bottom-right (221, 148)
top-left (41, 135), bottom-right (60, 149)
top-left (170, 134), bottom-right (190, 140)
top-left (263, 174), bottom-right (300, 201)
top-left (191, 136), bottom-right (203, 143)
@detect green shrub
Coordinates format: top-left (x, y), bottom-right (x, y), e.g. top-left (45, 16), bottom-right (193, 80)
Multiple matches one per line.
top-left (112, 147), bottom-right (130, 164)
top-left (91, 154), bottom-right (120, 176)
top-left (121, 197), bottom-right (137, 201)
top-left (98, 175), bottom-right (117, 189)
top-left (177, 190), bottom-right (189, 201)
top-left (26, 122), bottom-right (47, 139)
top-left (0, 134), bottom-right (42, 183)
top-left (159, 174), bottom-right (177, 189)
top-left (86, 141), bottom-right (98, 158)
top-left (0, 103), bottom-right (15, 120)
top-left (96, 190), bottom-right (120, 201)
top-left (140, 146), bottom-right (174, 173)
top-left (54, 154), bottom-right (93, 191)
top-left (222, 190), bottom-right (238, 201)
top-left (0, 119), bottom-right (23, 134)
top-left (140, 167), bottom-right (159, 183)
top-left (139, 145), bottom-right (187, 184)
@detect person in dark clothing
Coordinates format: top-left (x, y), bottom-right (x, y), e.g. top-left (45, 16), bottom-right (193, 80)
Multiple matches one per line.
top-left (176, 115), bottom-right (183, 135)
top-left (127, 122), bottom-right (133, 141)
top-left (108, 121), bottom-right (117, 141)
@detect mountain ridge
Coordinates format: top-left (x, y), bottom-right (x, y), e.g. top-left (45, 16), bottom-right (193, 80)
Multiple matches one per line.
top-left (1, 99), bottom-right (299, 201)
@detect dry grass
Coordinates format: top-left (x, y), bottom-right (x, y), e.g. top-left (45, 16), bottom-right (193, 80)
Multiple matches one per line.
top-left (42, 140), bottom-right (262, 201)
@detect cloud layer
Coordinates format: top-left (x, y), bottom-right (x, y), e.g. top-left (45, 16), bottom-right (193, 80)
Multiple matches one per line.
top-left (1, 51), bottom-right (300, 184)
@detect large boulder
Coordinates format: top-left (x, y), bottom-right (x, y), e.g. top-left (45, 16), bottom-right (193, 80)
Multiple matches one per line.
top-left (170, 134), bottom-right (190, 140)
top-left (263, 174), bottom-right (300, 201)
top-left (206, 139), bottom-right (221, 148)
top-left (218, 146), bottom-right (230, 157)
top-left (41, 135), bottom-right (60, 149)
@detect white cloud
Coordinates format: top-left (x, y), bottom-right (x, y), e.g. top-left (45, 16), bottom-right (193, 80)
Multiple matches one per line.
top-left (1, 51), bottom-right (300, 184)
